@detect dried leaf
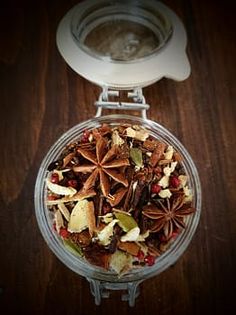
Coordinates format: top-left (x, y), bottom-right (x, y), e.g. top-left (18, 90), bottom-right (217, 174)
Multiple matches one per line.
top-left (125, 127), bottom-right (149, 141)
top-left (163, 161), bottom-right (178, 176)
top-left (164, 145), bottom-right (174, 160)
top-left (112, 130), bottom-right (125, 146)
top-left (68, 200), bottom-right (95, 236)
top-left (137, 230), bottom-right (150, 241)
top-left (178, 175), bottom-right (188, 188)
top-left (110, 250), bottom-right (132, 274)
top-left (120, 227), bottom-right (140, 242)
top-left (99, 213), bottom-right (114, 224)
top-left (97, 219), bottom-right (119, 246)
top-left (158, 175), bottom-right (170, 188)
top-left (183, 186), bottom-right (192, 197)
top-left (46, 179), bottom-right (77, 196)
top-left (46, 189), bottom-right (96, 205)
top-left (58, 203), bottom-right (70, 221)
top-left (158, 189), bottom-right (172, 198)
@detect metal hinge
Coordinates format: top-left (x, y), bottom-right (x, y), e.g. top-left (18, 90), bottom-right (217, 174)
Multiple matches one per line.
top-left (95, 86), bottom-right (149, 119)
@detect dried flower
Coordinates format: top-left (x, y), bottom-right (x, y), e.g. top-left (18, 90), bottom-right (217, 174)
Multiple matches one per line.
top-left (73, 137), bottom-right (129, 196)
top-left (142, 195), bottom-right (195, 239)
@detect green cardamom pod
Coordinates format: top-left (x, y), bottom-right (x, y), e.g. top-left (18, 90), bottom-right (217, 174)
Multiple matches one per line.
top-left (130, 148), bottom-right (143, 167)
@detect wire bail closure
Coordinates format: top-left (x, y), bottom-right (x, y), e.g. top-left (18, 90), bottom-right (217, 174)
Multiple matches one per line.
top-left (95, 86), bottom-right (150, 119)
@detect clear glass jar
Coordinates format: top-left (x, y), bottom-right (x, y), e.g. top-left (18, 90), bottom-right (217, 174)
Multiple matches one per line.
top-left (43, 0), bottom-right (198, 306)
top-left (34, 114), bottom-right (201, 305)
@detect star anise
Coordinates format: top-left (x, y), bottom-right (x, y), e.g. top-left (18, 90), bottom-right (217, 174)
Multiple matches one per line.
top-left (73, 137), bottom-right (130, 197)
top-left (142, 195), bottom-right (195, 239)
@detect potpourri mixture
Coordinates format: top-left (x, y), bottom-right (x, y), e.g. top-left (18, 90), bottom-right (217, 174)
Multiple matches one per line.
top-left (46, 124), bottom-right (196, 275)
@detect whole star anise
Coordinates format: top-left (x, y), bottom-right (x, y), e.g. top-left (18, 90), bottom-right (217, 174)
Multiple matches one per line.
top-left (142, 195), bottom-right (195, 239)
top-left (73, 137), bottom-right (130, 197)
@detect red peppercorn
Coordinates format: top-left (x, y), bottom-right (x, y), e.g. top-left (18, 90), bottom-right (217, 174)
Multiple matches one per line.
top-left (170, 176), bottom-right (180, 188)
top-left (151, 183), bottom-right (161, 194)
top-left (59, 228), bottom-right (70, 239)
top-left (144, 255), bottom-right (156, 266)
top-left (136, 250), bottom-right (145, 261)
top-left (51, 173), bottom-right (59, 184)
top-left (81, 129), bottom-right (90, 143)
top-left (68, 179), bottom-right (78, 188)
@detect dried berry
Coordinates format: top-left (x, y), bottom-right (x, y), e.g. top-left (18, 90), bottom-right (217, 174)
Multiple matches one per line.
top-left (170, 176), bottom-right (180, 188)
top-left (59, 228), bottom-right (70, 239)
top-left (81, 129), bottom-right (90, 143)
top-left (144, 255), bottom-right (155, 266)
top-left (151, 183), bottom-right (161, 194)
top-left (51, 173), bottom-right (59, 184)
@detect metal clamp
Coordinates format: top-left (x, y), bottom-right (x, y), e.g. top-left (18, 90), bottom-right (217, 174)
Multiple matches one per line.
top-left (95, 86), bottom-right (149, 119)
top-left (87, 277), bottom-right (142, 307)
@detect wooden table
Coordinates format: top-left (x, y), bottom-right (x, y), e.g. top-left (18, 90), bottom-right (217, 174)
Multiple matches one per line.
top-left (0, 0), bottom-right (235, 314)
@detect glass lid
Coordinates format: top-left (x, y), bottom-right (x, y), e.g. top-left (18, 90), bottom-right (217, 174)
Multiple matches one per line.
top-left (71, 1), bottom-right (172, 62)
top-left (57, 0), bottom-right (191, 89)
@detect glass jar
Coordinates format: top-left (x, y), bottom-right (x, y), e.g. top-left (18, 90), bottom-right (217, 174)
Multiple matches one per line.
top-left (35, 0), bottom-right (200, 307)
top-left (34, 114), bottom-right (201, 306)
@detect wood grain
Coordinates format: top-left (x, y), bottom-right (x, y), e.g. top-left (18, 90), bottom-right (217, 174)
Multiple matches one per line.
top-left (0, 0), bottom-right (235, 314)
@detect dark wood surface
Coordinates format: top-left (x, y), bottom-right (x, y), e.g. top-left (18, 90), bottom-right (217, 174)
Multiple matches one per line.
top-left (0, 0), bottom-right (235, 314)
